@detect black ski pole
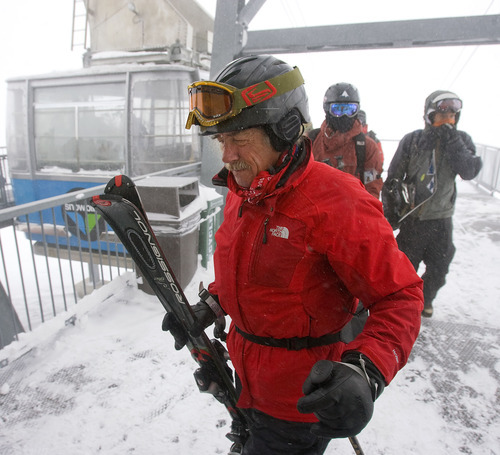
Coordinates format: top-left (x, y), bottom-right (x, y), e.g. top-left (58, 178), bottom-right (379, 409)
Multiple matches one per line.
top-left (349, 436), bottom-right (365, 455)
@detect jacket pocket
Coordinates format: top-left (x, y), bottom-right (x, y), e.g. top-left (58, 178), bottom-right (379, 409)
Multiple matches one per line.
top-left (249, 215), bottom-right (306, 288)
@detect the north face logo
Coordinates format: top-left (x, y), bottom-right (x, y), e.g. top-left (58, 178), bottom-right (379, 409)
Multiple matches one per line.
top-left (269, 226), bottom-right (289, 239)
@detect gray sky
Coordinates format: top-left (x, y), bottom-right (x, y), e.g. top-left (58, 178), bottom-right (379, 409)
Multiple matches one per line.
top-left (236, 0), bottom-right (500, 147)
top-left (1, 0), bottom-right (499, 147)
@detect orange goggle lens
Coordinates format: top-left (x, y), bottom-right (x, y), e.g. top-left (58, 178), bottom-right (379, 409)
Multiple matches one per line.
top-left (189, 85), bottom-right (233, 121)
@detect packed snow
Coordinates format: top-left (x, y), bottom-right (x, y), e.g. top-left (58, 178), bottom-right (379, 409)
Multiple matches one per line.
top-left (0, 178), bottom-right (499, 455)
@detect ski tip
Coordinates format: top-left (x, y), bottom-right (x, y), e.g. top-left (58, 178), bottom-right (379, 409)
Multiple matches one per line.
top-left (105, 175), bottom-right (135, 195)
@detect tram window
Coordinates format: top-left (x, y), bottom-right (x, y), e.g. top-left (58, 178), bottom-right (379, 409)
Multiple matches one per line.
top-left (34, 83), bottom-right (123, 103)
top-left (6, 85), bottom-right (29, 173)
top-left (131, 75), bottom-right (199, 175)
top-left (33, 83), bottom-right (126, 173)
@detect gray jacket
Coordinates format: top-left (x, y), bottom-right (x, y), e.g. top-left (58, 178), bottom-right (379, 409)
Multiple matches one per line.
top-left (385, 126), bottom-right (482, 221)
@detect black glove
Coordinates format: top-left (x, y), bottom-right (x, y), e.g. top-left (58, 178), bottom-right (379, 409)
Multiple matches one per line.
top-left (434, 123), bottom-right (459, 145)
top-left (161, 312), bottom-right (188, 350)
top-left (190, 301), bottom-right (218, 337)
top-left (297, 354), bottom-right (385, 439)
top-left (161, 301), bottom-right (217, 350)
top-left (382, 178), bottom-right (410, 230)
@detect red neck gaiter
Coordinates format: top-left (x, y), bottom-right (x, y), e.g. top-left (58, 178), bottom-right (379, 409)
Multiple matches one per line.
top-left (227, 150), bottom-right (293, 205)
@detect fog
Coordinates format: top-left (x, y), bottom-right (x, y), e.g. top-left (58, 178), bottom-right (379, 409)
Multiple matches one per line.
top-left (1, 0), bottom-right (499, 148)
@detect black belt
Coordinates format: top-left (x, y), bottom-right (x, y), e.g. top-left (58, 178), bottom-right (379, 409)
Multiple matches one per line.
top-left (235, 326), bottom-right (342, 351)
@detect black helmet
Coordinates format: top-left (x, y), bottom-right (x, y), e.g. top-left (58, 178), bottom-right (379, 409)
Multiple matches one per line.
top-left (194, 55), bottom-right (310, 149)
top-left (323, 82), bottom-right (360, 133)
top-left (322, 82), bottom-right (360, 114)
top-left (424, 90), bottom-right (462, 126)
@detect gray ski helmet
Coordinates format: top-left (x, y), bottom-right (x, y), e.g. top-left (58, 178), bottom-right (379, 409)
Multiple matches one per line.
top-left (200, 55), bottom-right (310, 147)
top-left (424, 90), bottom-right (462, 126)
top-left (323, 82), bottom-right (360, 114)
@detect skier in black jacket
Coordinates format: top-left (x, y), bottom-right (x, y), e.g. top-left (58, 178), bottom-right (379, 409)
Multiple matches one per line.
top-left (383, 90), bottom-right (482, 317)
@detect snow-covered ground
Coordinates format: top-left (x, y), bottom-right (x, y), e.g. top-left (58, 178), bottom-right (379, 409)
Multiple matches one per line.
top-left (0, 179), bottom-right (499, 455)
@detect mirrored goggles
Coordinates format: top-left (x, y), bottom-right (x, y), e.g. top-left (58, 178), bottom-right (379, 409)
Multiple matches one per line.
top-left (185, 67), bottom-right (304, 129)
top-left (436, 98), bottom-right (462, 113)
top-left (329, 102), bottom-right (359, 118)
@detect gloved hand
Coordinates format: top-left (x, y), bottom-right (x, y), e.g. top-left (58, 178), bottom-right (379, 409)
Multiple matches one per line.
top-left (161, 312), bottom-right (188, 350)
top-left (434, 123), bottom-right (459, 145)
top-left (190, 301), bottom-right (218, 337)
top-left (382, 178), bottom-right (410, 230)
top-left (297, 354), bottom-right (385, 438)
top-left (161, 301), bottom-right (217, 350)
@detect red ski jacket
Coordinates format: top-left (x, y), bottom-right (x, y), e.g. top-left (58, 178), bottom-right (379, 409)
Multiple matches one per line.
top-left (312, 119), bottom-right (383, 199)
top-left (209, 139), bottom-right (422, 422)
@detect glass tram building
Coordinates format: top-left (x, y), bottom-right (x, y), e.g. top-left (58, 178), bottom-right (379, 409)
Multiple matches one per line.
top-left (6, 62), bottom-right (206, 205)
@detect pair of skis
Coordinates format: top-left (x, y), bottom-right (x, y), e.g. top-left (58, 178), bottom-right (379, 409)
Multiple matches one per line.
top-left (90, 175), bottom-right (249, 451)
top-left (91, 174), bottom-right (365, 455)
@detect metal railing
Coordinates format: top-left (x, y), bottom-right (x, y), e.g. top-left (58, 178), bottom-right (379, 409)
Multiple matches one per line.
top-left (474, 144), bottom-right (500, 195)
top-left (0, 163), bottom-right (201, 351)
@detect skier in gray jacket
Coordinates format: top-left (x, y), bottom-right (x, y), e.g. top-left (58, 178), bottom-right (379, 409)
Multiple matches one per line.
top-left (383, 90), bottom-right (482, 317)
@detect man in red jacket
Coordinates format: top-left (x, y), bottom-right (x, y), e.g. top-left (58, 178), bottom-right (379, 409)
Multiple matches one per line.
top-left (165, 55), bottom-right (423, 455)
top-left (309, 83), bottom-right (383, 199)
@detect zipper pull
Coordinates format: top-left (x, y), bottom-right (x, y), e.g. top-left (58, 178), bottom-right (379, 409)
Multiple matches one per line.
top-left (262, 217), bottom-right (269, 244)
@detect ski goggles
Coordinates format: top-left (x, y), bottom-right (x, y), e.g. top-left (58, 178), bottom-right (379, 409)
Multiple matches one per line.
top-left (436, 98), bottom-right (462, 113)
top-left (328, 102), bottom-right (359, 118)
top-left (185, 67), bottom-right (304, 129)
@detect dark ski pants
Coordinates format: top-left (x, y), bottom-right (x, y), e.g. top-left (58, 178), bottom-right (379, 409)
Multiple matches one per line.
top-left (242, 409), bottom-right (330, 455)
top-left (396, 217), bottom-right (456, 307)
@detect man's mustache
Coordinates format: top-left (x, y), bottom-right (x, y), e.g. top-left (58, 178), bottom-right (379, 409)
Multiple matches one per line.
top-left (225, 161), bottom-right (251, 171)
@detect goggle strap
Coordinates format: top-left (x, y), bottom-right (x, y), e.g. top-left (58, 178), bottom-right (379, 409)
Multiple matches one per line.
top-left (231, 67), bottom-right (304, 111)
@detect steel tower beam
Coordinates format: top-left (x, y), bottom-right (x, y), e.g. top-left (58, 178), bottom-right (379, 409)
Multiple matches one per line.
top-left (242, 15), bottom-right (500, 55)
top-left (210, 1), bottom-right (500, 77)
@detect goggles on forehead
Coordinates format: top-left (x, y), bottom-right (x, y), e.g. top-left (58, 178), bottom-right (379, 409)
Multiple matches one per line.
top-left (329, 102), bottom-right (359, 118)
top-left (436, 98), bottom-right (462, 113)
top-left (185, 67), bottom-right (304, 129)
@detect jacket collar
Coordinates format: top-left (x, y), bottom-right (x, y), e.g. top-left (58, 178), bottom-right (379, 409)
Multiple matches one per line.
top-left (212, 138), bottom-right (312, 204)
